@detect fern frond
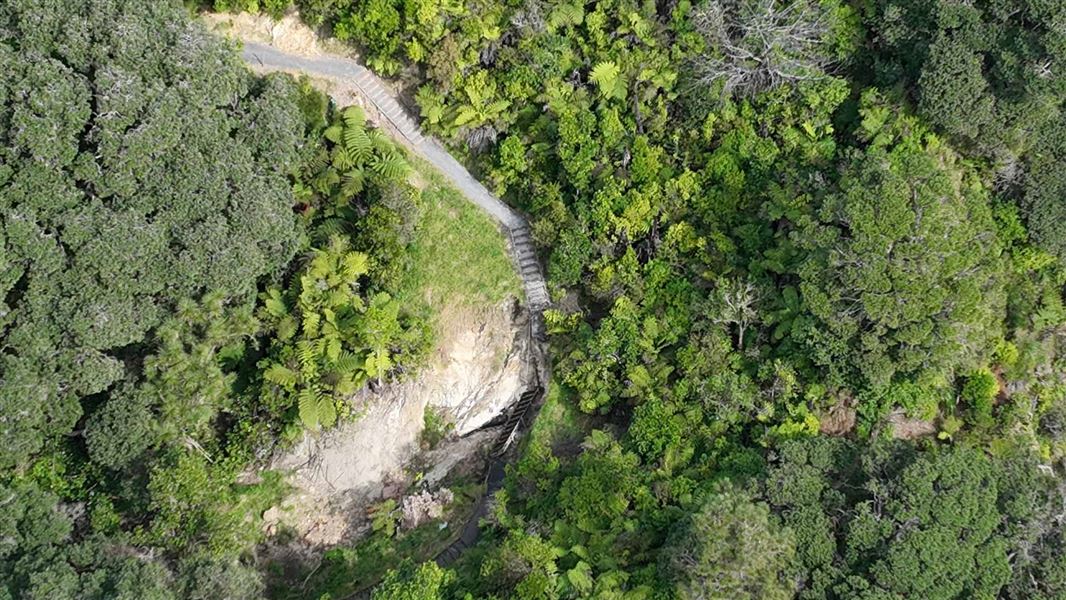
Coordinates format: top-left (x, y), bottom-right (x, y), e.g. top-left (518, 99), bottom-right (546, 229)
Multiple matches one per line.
top-left (263, 363), bottom-right (299, 389)
top-left (325, 336), bottom-right (342, 362)
top-left (306, 149), bottom-right (330, 173)
top-left (314, 218), bottom-right (349, 239)
top-left (304, 311), bottom-right (322, 336)
top-left (298, 386), bottom-right (336, 429)
top-left (324, 125), bottom-right (344, 145)
top-left (322, 307), bottom-right (338, 327)
top-left (333, 373), bottom-right (361, 396)
top-left (261, 288), bottom-right (288, 319)
top-left (276, 315), bottom-right (298, 341)
top-left (345, 125), bottom-right (373, 164)
top-left (331, 146), bottom-right (353, 170)
top-left (372, 155), bottom-right (408, 180)
top-left (327, 288), bottom-right (353, 308)
top-left (370, 134), bottom-right (395, 155)
top-left (590, 61), bottom-right (621, 98)
top-left (307, 253), bottom-right (332, 280)
top-left (366, 128), bottom-right (385, 146)
top-left (341, 168), bottom-right (366, 197)
top-left (342, 105), bottom-right (366, 130)
top-left (313, 169), bottom-right (341, 195)
top-left (333, 350), bottom-right (365, 374)
top-left (342, 251), bottom-right (370, 280)
top-left (297, 340), bottom-right (319, 370)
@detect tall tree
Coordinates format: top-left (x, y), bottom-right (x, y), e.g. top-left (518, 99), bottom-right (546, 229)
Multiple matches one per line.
top-left (792, 96), bottom-right (1005, 393)
top-left (661, 483), bottom-right (798, 600)
top-left (0, 0), bottom-right (309, 468)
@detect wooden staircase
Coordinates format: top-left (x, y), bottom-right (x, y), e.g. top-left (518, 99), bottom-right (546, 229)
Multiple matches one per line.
top-left (434, 384), bottom-right (543, 567)
top-left (509, 225), bottom-right (550, 312)
top-left (491, 385), bottom-right (542, 458)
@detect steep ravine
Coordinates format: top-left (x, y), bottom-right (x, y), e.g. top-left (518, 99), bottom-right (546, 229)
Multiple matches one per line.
top-left (263, 302), bottom-right (540, 546)
top-left (226, 17), bottom-right (551, 562)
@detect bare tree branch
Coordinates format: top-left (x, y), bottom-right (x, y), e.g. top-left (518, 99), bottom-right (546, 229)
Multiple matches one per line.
top-left (687, 0), bottom-right (835, 99)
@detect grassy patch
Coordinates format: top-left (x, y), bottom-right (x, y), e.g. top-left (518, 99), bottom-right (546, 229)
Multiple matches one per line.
top-left (394, 158), bottom-right (522, 313)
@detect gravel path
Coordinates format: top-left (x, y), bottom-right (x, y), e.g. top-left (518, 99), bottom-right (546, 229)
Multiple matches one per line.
top-left (241, 42), bottom-right (550, 309)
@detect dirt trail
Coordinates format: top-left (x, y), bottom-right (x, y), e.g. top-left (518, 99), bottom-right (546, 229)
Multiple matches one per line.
top-left (239, 41), bottom-right (551, 310)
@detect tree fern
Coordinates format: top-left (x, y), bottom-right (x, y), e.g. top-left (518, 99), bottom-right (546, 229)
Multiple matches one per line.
top-left (255, 112), bottom-right (431, 434)
top-left (625, 12), bottom-right (651, 42)
top-left (298, 386), bottom-right (336, 430)
top-left (372, 154), bottom-right (409, 180)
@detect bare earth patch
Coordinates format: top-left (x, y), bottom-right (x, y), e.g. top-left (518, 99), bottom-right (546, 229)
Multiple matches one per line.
top-left (819, 398), bottom-right (857, 436)
top-left (886, 409), bottom-right (937, 440)
top-left (201, 11), bottom-right (352, 58)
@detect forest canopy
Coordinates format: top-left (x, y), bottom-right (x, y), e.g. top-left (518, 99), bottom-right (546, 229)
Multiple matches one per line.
top-left (1, 1), bottom-right (441, 597)
top-left (4, 0), bottom-right (1066, 598)
top-left (0, 0), bottom-right (309, 468)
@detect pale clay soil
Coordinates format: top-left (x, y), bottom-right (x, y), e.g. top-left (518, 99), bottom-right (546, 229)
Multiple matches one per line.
top-left (261, 302), bottom-right (528, 547)
top-left (202, 11), bottom-right (343, 58)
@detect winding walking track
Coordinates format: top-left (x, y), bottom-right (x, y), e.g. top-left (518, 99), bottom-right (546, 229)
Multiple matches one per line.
top-left (242, 42), bottom-right (549, 568)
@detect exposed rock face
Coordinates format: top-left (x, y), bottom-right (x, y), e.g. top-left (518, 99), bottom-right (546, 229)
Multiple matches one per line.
top-left (265, 301), bottom-right (533, 544)
top-left (427, 306), bottom-right (531, 436)
top-left (400, 488), bottom-right (454, 531)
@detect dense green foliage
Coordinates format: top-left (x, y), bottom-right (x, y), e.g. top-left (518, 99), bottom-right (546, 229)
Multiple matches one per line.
top-left (0, 481), bottom-right (264, 600)
top-left (660, 484), bottom-right (797, 599)
top-left (765, 439), bottom-right (1038, 599)
top-left (858, 0), bottom-right (1066, 261)
top-left (0, 0), bottom-right (313, 593)
top-left (234, 0), bottom-right (1066, 597)
top-left (257, 233), bottom-right (424, 430)
top-left (795, 104), bottom-right (1005, 394)
top-left (5, 0), bottom-right (1066, 597)
top-left (372, 561), bottom-right (455, 600)
top-left (0, 0), bottom-right (307, 470)
top-left (0, 0), bottom-right (480, 597)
